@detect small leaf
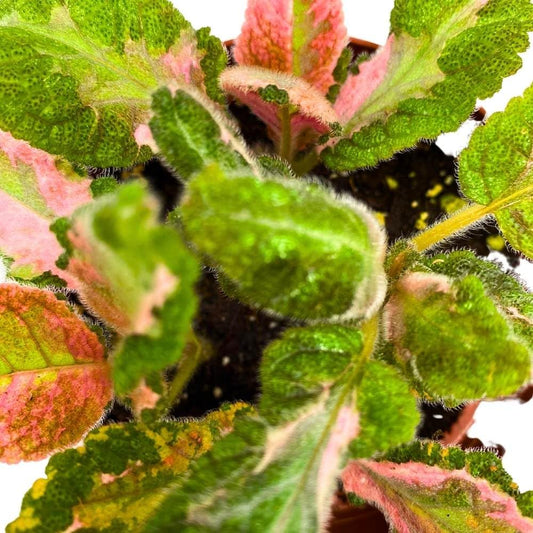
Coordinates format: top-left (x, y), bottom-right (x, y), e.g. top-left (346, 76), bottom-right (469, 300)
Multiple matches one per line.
top-left (180, 164), bottom-right (386, 322)
top-left (234, 0), bottom-right (347, 94)
top-left (149, 86), bottom-right (257, 180)
top-left (384, 272), bottom-right (530, 401)
top-left (0, 284), bottom-right (112, 463)
top-left (8, 403), bottom-right (249, 533)
top-left (459, 84), bottom-right (533, 258)
top-left (342, 442), bottom-right (533, 533)
top-left (0, 131), bottom-right (91, 283)
top-left (0, 0), bottom-right (220, 166)
top-left (58, 183), bottom-right (199, 393)
top-left (323, 0), bottom-right (533, 171)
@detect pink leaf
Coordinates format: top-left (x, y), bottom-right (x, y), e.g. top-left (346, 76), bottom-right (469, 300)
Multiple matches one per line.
top-left (234, 0), bottom-right (347, 94)
top-left (342, 459), bottom-right (533, 532)
top-left (0, 284), bottom-right (112, 463)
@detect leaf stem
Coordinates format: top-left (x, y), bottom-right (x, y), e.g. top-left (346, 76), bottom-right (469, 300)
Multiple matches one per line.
top-left (279, 105), bottom-right (293, 163)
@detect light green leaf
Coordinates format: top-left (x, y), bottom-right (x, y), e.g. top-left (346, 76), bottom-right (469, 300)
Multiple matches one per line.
top-left (56, 183), bottom-right (199, 393)
top-left (459, 85), bottom-right (533, 258)
top-left (0, 0), bottom-right (222, 166)
top-left (179, 164), bottom-right (386, 322)
top-left (322, 0), bottom-right (533, 171)
top-left (8, 403), bottom-right (249, 533)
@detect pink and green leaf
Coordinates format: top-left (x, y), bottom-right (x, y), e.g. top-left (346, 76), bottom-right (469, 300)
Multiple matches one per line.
top-left (0, 284), bottom-right (112, 464)
top-left (0, 131), bottom-right (91, 283)
top-left (234, 0), bottom-right (347, 94)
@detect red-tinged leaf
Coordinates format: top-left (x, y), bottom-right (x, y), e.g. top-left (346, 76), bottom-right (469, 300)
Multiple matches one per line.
top-left (234, 0), bottom-right (347, 94)
top-left (342, 459), bottom-right (533, 533)
top-left (220, 66), bottom-right (337, 155)
top-left (0, 131), bottom-right (91, 283)
top-left (0, 284), bottom-right (112, 463)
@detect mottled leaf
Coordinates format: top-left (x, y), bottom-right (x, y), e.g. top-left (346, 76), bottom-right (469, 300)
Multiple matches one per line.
top-left (384, 272), bottom-right (530, 401)
top-left (0, 284), bottom-right (112, 463)
top-left (459, 84), bottom-right (533, 258)
top-left (323, 0), bottom-right (533, 171)
top-left (8, 403), bottom-right (249, 533)
top-left (234, 0), bottom-right (347, 94)
top-left (343, 441), bottom-right (533, 533)
top-left (145, 323), bottom-right (419, 531)
top-left (0, 0), bottom-right (224, 166)
top-left (180, 164), bottom-right (386, 321)
top-left (0, 130), bottom-right (90, 283)
top-left (57, 183), bottom-right (199, 393)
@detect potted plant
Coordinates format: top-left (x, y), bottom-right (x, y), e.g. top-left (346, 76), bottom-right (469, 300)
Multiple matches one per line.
top-left (0, 0), bottom-right (532, 531)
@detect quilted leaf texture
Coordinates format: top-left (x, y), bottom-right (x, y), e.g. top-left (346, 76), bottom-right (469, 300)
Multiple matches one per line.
top-left (0, 284), bottom-right (112, 463)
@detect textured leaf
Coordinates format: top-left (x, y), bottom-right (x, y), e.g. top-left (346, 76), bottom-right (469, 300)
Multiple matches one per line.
top-left (180, 164), bottom-right (386, 321)
top-left (0, 284), bottom-right (112, 463)
top-left (8, 403), bottom-right (249, 533)
top-left (459, 84), bottom-right (533, 258)
top-left (0, 130), bottom-right (90, 283)
top-left (149, 86), bottom-right (258, 180)
top-left (234, 0), bottom-right (347, 94)
top-left (383, 272), bottom-right (530, 401)
top-left (58, 183), bottom-right (199, 393)
top-left (322, 0), bottom-right (533, 171)
top-left (343, 441), bottom-right (533, 533)
top-left (220, 66), bottom-right (338, 156)
top-left (145, 324), bottom-right (418, 531)
top-left (0, 0), bottom-right (223, 166)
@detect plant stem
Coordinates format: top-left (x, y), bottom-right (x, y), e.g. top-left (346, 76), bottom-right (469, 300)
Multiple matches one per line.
top-left (410, 203), bottom-right (491, 252)
top-left (279, 105), bottom-right (293, 163)
top-left (292, 150), bottom-right (320, 176)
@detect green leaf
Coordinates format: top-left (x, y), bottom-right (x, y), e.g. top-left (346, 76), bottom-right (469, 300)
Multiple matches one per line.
top-left (0, 0), bottom-right (218, 166)
top-left (0, 284), bottom-right (112, 463)
top-left (145, 323), bottom-right (418, 531)
top-left (180, 164), bottom-right (386, 322)
top-left (8, 403), bottom-right (249, 533)
top-left (459, 84), bottom-right (533, 258)
top-left (149, 87), bottom-right (257, 181)
top-left (322, 0), bottom-right (533, 171)
top-left (343, 441), bottom-right (532, 532)
top-left (384, 272), bottom-right (530, 401)
top-left (57, 183), bottom-right (199, 393)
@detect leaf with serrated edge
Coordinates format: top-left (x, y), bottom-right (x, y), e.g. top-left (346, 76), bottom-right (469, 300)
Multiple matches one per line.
top-left (180, 163), bottom-right (386, 322)
top-left (459, 84), bottom-right (533, 258)
top-left (234, 0), bottom-right (347, 94)
top-left (0, 130), bottom-right (90, 283)
top-left (322, 0), bottom-right (533, 171)
top-left (0, 0), bottom-right (222, 166)
top-left (0, 284), bottom-right (112, 463)
top-left (8, 403), bottom-right (249, 533)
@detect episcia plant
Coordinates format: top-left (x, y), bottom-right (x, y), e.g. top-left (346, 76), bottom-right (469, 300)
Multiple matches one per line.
top-left (0, 0), bottom-right (532, 530)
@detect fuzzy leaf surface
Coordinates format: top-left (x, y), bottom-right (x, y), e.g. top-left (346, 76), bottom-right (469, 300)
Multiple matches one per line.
top-left (0, 130), bottom-right (90, 283)
top-left (8, 403), bottom-right (249, 533)
top-left (145, 324), bottom-right (418, 532)
top-left (180, 164), bottom-right (386, 321)
top-left (233, 0), bottom-right (347, 94)
top-left (0, 0), bottom-right (223, 166)
top-left (323, 0), bottom-right (533, 171)
top-left (0, 284), bottom-right (112, 463)
top-left (149, 87), bottom-right (257, 180)
top-left (343, 441), bottom-right (533, 533)
top-left (384, 272), bottom-right (530, 401)
top-left (59, 183), bottom-right (198, 393)
top-left (459, 85), bottom-right (533, 258)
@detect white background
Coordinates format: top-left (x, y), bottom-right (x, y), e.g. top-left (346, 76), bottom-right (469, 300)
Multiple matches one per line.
top-left (1, 1), bottom-right (532, 529)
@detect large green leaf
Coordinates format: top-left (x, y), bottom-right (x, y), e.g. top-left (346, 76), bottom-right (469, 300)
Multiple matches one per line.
top-left (0, 284), bottom-right (111, 463)
top-left (144, 324), bottom-right (419, 532)
top-left (179, 164), bottom-right (386, 322)
top-left (322, 0), bottom-right (533, 171)
top-left (0, 0), bottom-right (225, 166)
top-left (459, 84), bottom-right (533, 258)
top-left (8, 403), bottom-right (249, 533)
top-left (55, 183), bottom-right (199, 393)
